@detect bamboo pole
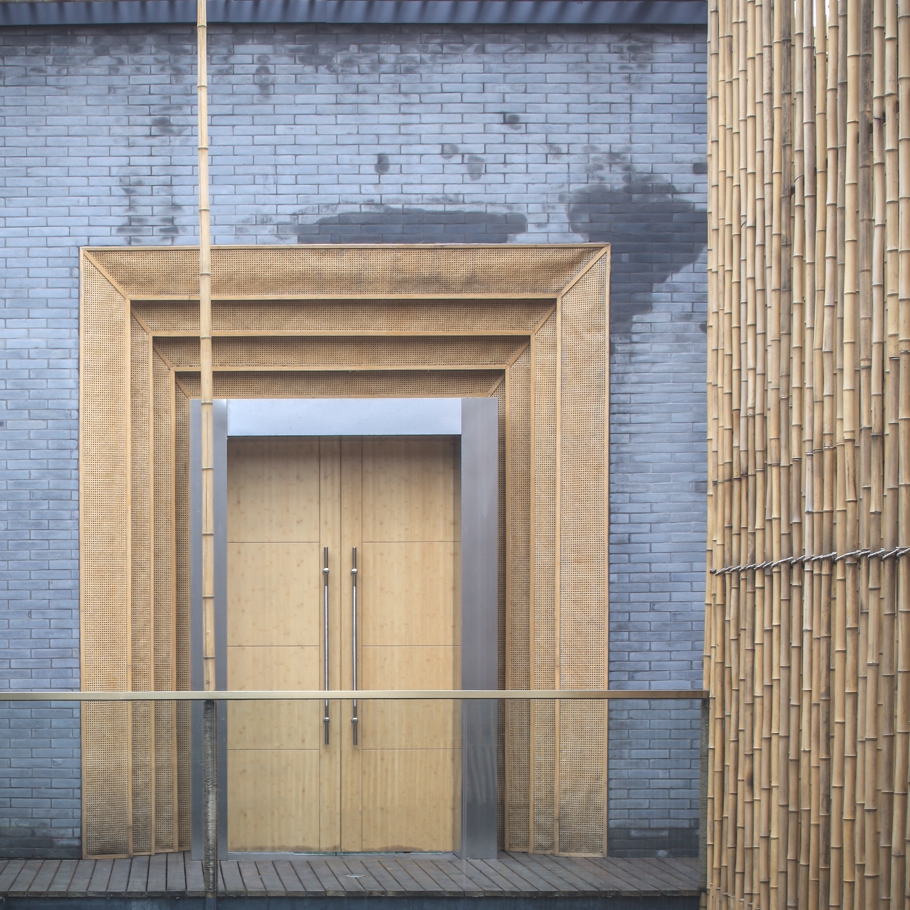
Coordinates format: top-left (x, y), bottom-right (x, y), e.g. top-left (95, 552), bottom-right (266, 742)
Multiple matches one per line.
top-left (196, 0), bottom-right (217, 904)
top-left (892, 3), bottom-right (910, 905)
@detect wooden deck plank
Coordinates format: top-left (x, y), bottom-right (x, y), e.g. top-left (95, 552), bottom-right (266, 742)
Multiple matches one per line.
top-left (165, 852), bottom-right (186, 892)
top-left (66, 860), bottom-right (96, 895)
top-left (307, 857), bottom-right (345, 895)
top-left (47, 859), bottom-right (77, 894)
top-left (0, 851), bottom-right (701, 899)
top-left (359, 857), bottom-right (409, 894)
top-left (633, 856), bottom-right (697, 890)
top-left (219, 860), bottom-right (246, 896)
top-left (468, 859), bottom-right (525, 893)
top-left (576, 856), bottom-right (652, 892)
top-left (555, 855), bottom-right (634, 892)
top-left (289, 859), bottom-right (325, 893)
top-left (146, 854), bottom-right (168, 893)
top-left (184, 858), bottom-right (204, 896)
top-left (126, 855), bottom-right (149, 893)
top-left (338, 857), bottom-right (385, 895)
top-left (663, 857), bottom-right (700, 887)
top-left (398, 858), bottom-right (447, 893)
top-left (237, 860), bottom-right (266, 894)
top-left (273, 860), bottom-right (306, 895)
top-left (325, 857), bottom-right (366, 893)
top-left (504, 852), bottom-right (580, 891)
top-left (600, 857), bottom-right (672, 892)
top-left (26, 859), bottom-right (60, 895)
top-left (496, 855), bottom-right (560, 892)
top-left (548, 855), bottom-right (619, 892)
top-left (650, 857), bottom-right (701, 890)
top-left (86, 858), bottom-right (113, 895)
top-left (417, 858), bottom-right (470, 893)
top-left (376, 857), bottom-right (424, 893)
top-left (451, 859), bottom-right (508, 896)
top-left (525, 854), bottom-right (593, 892)
top-left (255, 860), bottom-right (287, 896)
top-left (106, 858), bottom-right (131, 893)
top-left (8, 859), bottom-right (44, 896)
top-left (479, 858), bottom-right (541, 893)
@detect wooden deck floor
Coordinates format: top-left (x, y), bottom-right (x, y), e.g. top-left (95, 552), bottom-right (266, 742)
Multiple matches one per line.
top-left (0, 852), bottom-right (701, 899)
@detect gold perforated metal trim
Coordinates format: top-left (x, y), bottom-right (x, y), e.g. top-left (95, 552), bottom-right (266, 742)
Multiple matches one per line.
top-left (132, 298), bottom-right (556, 336)
top-left (80, 257), bottom-right (131, 857)
top-left (89, 245), bottom-right (597, 298)
top-left (154, 336), bottom-right (528, 371)
top-left (79, 245), bottom-right (610, 858)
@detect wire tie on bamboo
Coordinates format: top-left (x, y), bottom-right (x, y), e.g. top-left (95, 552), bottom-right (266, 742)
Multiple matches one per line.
top-left (710, 545), bottom-right (910, 574)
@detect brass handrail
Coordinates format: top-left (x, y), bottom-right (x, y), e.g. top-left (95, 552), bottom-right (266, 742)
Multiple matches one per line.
top-left (0, 689), bottom-right (707, 701)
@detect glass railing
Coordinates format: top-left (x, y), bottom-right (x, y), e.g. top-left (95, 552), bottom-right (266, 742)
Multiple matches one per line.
top-left (0, 690), bottom-right (707, 902)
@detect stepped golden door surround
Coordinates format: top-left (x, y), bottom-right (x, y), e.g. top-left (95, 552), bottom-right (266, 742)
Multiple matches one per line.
top-left (79, 244), bottom-right (610, 858)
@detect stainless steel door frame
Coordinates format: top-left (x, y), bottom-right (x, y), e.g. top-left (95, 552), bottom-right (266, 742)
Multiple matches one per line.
top-left (190, 397), bottom-right (499, 860)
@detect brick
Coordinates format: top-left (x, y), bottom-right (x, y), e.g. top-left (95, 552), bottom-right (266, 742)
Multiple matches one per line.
top-left (0, 20), bottom-right (707, 857)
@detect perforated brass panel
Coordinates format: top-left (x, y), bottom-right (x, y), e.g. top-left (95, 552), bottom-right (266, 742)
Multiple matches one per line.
top-left (152, 353), bottom-right (178, 852)
top-left (132, 298), bottom-right (556, 336)
top-left (173, 385), bottom-right (192, 852)
top-left (155, 336), bottom-right (527, 371)
top-left (506, 349), bottom-right (532, 851)
top-left (531, 314), bottom-right (558, 854)
top-left (130, 316), bottom-right (154, 855)
top-left (80, 245), bottom-right (609, 858)
top-left (90, 246), bottom-right (596, 298)
top-left (80, 258), bottom-right (131, 857)
top-left (558, 258), bottom-right (609, 855)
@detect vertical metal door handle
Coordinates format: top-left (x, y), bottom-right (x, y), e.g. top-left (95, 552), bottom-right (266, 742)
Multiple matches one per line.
top-left (323, 546), bottom-right (330, 745)
top-left (351, 547), bottom-right (358, 745)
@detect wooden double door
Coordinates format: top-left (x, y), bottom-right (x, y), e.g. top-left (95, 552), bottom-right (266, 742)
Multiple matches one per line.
top-left (225, 435), bottom-right (461, 853)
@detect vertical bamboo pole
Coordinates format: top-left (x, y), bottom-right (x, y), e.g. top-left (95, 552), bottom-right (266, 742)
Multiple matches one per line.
top-left (892, 4), bottom-right (910, 906)
top-left (820, 3), bottom-right (841, 905)
top-left (196, 0), bottom-right (217, 903)
top-left (706, 0), bottom-right (724, 899)
top-left (863, 0), bottom-right (887, 904)
top-left (878, 0), bottom-right (900, 900)
top-left (792, 0), bottom-right (812, 902)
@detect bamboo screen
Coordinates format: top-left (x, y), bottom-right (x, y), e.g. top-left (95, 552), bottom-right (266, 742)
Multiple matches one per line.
top-left (707, 0), bottom-right (910, 907)
top-left (79, 245), bottom-right (610, 859)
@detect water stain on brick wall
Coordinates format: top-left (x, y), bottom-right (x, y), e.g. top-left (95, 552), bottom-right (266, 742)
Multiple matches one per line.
top-left (294, 206), bottom-right (528, 244)
top-left (568, 167), bottom-right (707, 334)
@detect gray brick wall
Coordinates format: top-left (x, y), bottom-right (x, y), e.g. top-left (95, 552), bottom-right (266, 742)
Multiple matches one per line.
top-left (0, 22), bottom-right (707, 856)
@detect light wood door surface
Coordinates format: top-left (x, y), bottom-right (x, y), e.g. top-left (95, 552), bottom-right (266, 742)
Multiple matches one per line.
top-left (226, 435), bottom-right (460, 854)
top-left (226, 437), bottom-right (342, 852)
top-left (339, 437), bottom-right (461, 852)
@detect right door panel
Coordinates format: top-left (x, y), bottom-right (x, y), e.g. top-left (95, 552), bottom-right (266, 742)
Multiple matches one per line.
top-left (343, 436), bottom-right (462, 852)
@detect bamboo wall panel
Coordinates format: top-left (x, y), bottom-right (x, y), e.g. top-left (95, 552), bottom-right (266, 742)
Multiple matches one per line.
top-left (79, 245), bottom-right (610, 859)
top-left (707, 0), bottom-right (910, 905)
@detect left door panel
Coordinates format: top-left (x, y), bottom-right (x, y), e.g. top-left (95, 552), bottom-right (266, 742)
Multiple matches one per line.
top-left (226, 437), bottom-right (336, 852)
